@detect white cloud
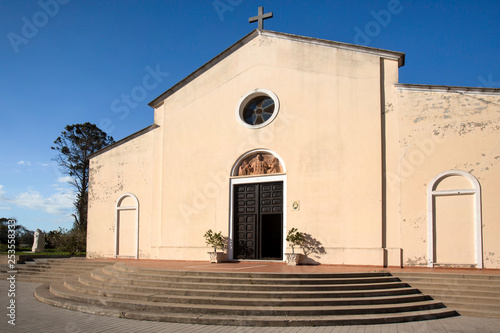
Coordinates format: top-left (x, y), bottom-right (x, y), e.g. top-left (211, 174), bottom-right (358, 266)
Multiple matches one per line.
top-left (17, 161), bottom-right (31, 166)
top-left (11, 188), bottom-right (75, 216)
top-left (0, 185), bottom-right (9, 206)
top-left (57, 176), bottom-right (73, 183)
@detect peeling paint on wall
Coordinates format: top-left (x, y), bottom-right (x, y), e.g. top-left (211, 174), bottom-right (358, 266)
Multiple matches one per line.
top-left (404, 256), bottom-right (426, 266)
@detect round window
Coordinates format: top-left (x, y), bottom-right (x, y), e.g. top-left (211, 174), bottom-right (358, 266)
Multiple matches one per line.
top-left (236, 89), bottom-right (279, 129)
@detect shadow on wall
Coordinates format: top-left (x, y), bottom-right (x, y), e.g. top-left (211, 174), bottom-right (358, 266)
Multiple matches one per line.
top-left (301, 233), bottom-right (326, 265)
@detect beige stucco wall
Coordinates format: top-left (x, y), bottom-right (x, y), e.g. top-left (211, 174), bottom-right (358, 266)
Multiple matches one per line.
top-left (87, 129), bottom-right (156, 259)
top-left (393, 88), bottom-right (500, 268)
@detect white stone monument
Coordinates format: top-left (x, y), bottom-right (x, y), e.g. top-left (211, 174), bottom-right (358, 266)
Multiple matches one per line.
top-left (32, 229), bottom-right (45, 253)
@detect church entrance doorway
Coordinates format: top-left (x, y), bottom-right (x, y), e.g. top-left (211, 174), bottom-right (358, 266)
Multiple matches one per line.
top-left (233, 181), bottom-right (284, 260)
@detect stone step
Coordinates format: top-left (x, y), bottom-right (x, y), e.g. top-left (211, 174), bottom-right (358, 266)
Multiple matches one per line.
top-left (0, 259), bottom-right (114, 283)
top-left (438, 300), bottom-right (500, 312)
top-left (33, 265), bottom-right (460, 326)
top-left (10, 266), bottom-right (102, 273)
top-left (34, 283), bottom-right (456, 326)
top-left (393, 272), bottom-right (500, 319)
top-left (23, 263), bottom-right (111, 270)
top-left (449, 308), bottom-right (500, 319)
top-left (78, 272), bottom-right (421, 299)
top-left (0, 272), bottom-right (78, 283)
top-left (399, 281), bottom-right (500, 292)
top-left (7, 260), bottom-right (110, 269)
top-left (91, 269), bottom-right (409, 292)
top-left (4, 271), bottom-right (74, 277)
top-left (419, 290), bottom-right (500, 304)
top-left (105, 265), bottom-right (399, 282)
top-left (21, 262), bottom-right (111, 268)
top-left (393, 272), bottom-right (500, 281)
top-left (420, 288), bottom-right (500, 299)
top-left (18, 258), bottom-right (109, 264)
top-left (113, 263), bottom-right (391, 279)
top-left (64, 276), bottom-right (432, 307)
top-left (395, 277), bottom-right (500, 287)
top-left (3, 266), bottom-right (108, 274)
top-left (102, 266), bottom-right (400, 286)
top-left (47, 280), bottom-right (447, 317)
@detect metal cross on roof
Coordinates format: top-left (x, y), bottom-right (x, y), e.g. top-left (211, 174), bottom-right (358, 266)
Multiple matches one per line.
top-left (249, 6), bottom-right (273, 30)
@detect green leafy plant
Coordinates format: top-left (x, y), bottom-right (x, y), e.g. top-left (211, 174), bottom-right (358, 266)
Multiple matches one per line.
top-left (286, 227), bottom-right (304, 254)
top-left (203, 229), bottom-right (226, 253)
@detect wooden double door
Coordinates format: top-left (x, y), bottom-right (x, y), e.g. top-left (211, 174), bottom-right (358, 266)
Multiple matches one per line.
top-left (233, 181), bottom-right (283, 260)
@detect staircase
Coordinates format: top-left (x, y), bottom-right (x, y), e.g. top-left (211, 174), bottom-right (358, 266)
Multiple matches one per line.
top-left (34, 263), bottom-right (457, 326)
top-left (0, 258), bottom-right (113, 283)
top-left (392, 271), bottom-right (500, 319)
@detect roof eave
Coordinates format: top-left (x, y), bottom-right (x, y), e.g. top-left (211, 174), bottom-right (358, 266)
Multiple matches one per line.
top-left (396, 83), bottom-right (500, 95)
top-left (261, 30), bottom-right (405, 67)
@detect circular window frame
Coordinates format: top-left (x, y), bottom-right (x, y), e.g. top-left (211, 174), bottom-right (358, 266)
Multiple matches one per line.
top-left (236, 89), bottom-right (280, 129)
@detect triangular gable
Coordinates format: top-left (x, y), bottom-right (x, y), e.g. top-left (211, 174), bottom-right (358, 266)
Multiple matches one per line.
top-left (148, 29), bottom-right (405, 108)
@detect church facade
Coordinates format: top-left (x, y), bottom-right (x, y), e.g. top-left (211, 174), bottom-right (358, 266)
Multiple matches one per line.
top-left (87, 29), bottom-right (500, 268)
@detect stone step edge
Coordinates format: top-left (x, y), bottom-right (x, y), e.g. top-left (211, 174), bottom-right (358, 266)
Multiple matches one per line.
top-left (91, 270), bottom-right (409, 291)
top-left (418, 291), bottom-right (500, 300)
top-left (34, 284), bottom-right (458, 326)
top-left (78, 272), bottom-right (421, 298)
top-left (2, 266), bottom-right (112, 273)
top-left (114, 262), bottom-right (393, 279)
top-left (107, 265), bottom-right (399, 284)
top-left (26, 259), bottom-right (111, 263)
top-left (0, 273), bottom-right (78, 279)
top-left (400, 279), bottom-right (500, 290)
top-left (100, 267), bottom-right (403, 285)
top-left (32, 258), bottom-right (111, 262)
top-left (6, 268), bottom-right (108, 274)
top-left (2, 271), bottom-right (83, 278)
top-left (420, 291), bottom-right (500, 303)
top-left (401, 282), bottom-right (500, 292)
top-left (1, 278), bottom-right (57, 283)
top-left (451, 308), bottom-right (500, 319)
top-left (396, 278), bottom-right (500, 286)
top-left (64, 276), bottom-right (431, 306)
top-left (392, 272), bottom-right (500, 280)
top-left (28, 261), bottom-right (112, 266)
top-left (438, 300), bottom-right (500, 311)
top-left (48, 281), bottom-right (446, 316)
top-left (14, 263), bottom-right (112, 269)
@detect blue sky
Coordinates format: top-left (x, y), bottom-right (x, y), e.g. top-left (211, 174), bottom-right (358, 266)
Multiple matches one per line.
top-left (0, 0), bottom-right (499, 233)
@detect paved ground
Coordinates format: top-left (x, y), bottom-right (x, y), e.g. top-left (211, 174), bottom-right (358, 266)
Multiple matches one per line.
top-left (1, 280), bottom-right (500, 333)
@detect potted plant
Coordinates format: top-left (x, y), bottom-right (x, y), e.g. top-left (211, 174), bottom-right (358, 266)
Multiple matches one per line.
top-left (203, 229), bottom-right (227, 263)
top-left (285, 227), bottom-right (305, 265)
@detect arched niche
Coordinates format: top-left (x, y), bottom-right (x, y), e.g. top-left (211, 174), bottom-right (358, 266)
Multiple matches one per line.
top-left (115, 193), bottom-right (139, 259)
top-left (427, 170), bottom-right (482, 268)
top-left (231, 149), bottom-right (286, 177)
